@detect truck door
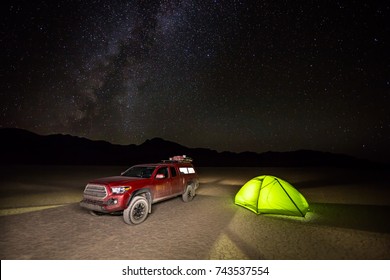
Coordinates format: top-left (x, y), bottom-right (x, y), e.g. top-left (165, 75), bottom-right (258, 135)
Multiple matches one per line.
top-left (153, 167), bottom-right (171, 199)
top-left (169, 166), bottom-right (182, 195)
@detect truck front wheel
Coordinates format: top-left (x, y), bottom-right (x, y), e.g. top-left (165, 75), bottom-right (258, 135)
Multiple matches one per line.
top-left (123, 196), bottom-right (149, 225)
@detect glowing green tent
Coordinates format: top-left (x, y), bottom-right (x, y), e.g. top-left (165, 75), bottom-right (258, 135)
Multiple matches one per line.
top-left (235, 175), bottom-right (309, 217)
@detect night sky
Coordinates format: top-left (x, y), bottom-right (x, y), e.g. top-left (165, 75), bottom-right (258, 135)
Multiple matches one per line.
top-left (1, 0), bottom-right (389, 162)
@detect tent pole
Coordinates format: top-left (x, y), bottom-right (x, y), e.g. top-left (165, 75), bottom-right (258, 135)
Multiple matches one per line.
top-left (275, 178), bottom-right (305, 217)
top-left (254, 177), bottom-right (263, 214)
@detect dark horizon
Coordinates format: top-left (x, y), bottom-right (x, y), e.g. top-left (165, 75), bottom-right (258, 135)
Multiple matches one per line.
top-left (1, 127), bottom-right (385, 167)
top-left (1, 1), bottom-right (389, 163)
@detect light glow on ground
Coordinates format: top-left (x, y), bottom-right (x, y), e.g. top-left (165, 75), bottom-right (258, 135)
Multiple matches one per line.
top-left (0, 204), bottom-right (67, 216)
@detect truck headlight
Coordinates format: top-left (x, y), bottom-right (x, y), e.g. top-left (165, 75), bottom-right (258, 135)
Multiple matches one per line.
top-left (111, 186), bottom-right (129, 194)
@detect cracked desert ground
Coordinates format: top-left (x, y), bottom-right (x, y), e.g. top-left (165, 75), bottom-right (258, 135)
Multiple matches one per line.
top-left (1, 165), bottom-right (389, 259)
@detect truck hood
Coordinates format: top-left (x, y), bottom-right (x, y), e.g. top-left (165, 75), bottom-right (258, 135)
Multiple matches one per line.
top-left (89, 176), bottom-right (146, 186)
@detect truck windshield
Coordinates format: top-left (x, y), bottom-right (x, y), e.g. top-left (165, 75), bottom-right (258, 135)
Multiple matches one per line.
top-left (122, 166), bottom-right (156, 178)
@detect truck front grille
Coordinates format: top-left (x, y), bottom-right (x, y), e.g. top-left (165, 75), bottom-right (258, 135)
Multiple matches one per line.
top-left (83, 184), bottom-right (107, 199)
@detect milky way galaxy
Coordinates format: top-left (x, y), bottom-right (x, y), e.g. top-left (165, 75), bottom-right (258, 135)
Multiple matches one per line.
top-left (1, 0), bottom-right (389, 162)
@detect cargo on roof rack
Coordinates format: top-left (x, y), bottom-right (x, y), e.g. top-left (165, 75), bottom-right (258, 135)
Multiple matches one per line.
top-left (162, 155), bottom-right (193, 163)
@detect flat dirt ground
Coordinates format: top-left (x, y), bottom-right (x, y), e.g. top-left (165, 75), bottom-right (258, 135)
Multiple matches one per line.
top-left (0, 165), bottom-right (389, 259)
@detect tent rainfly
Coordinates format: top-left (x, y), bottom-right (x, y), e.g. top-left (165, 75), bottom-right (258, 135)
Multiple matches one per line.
top-left (235, 175), bottom-right (309, 217)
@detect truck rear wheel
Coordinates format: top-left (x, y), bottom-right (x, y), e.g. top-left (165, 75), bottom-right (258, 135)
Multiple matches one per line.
top-left (182, 185), bottom-right (195, 202)
top-left (123, 196), bottom-right (149, 225)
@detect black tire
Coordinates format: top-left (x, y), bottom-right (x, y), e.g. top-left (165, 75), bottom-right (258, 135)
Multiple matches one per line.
top-left (182, 185), bottom-right (195, 202)
top-left (123, 196), bottom-right (149, 225)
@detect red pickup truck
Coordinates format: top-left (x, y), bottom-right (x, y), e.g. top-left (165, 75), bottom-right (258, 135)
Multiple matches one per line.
top-left (80, 156), bottom-right (199, 225)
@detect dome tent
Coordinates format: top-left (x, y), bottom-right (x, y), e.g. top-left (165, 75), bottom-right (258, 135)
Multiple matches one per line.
top-left (235, 175), bottom-right (309, 217)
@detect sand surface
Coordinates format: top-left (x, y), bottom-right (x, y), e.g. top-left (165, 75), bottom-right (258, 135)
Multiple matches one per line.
top-left (0, 165), bottom-right (389, 259)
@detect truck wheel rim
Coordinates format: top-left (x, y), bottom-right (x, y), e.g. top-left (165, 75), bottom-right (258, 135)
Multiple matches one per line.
top-left (132, 202), bottom-right (146, 220)
top-left (187, 187), bottom-right (194, 199)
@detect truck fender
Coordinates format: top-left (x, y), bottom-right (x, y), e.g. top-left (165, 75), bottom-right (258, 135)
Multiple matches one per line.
top-left (186, 179), bottom-right (199, 190)
top-left (127, 188), bottom-right (152, 214)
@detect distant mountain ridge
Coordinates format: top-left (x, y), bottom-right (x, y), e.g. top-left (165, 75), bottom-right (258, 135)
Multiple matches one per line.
top-left (0, 128), bottom-right (377, 167)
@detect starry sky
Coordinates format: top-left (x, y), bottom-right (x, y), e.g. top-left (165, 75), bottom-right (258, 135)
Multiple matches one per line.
top-left (1, 0), bottom-right (389, 162)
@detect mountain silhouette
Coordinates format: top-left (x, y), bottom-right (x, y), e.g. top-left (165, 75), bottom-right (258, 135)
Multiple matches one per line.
top-left (0, 128), bottom-right (376, 167)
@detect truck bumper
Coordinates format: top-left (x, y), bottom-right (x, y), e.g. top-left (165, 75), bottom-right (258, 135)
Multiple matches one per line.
top-left (80, 200), bottom-right (108, 213)
top-left (80, 198), bottom-right (124, 213)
